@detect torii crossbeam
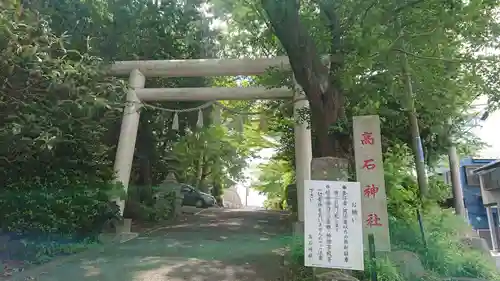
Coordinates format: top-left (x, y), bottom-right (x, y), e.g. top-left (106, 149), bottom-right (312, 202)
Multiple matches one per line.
top-left (108, 56), bottom-right (312, 225)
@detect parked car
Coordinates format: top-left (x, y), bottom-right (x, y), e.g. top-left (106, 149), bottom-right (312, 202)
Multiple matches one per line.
top-left (180, 184), bottom-right (217, 208)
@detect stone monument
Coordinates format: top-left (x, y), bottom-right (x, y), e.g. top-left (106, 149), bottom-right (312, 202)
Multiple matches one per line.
top-left (155, 172), bottom-right (184, 217)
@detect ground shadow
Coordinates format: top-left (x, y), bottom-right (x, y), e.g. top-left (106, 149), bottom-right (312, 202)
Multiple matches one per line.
top-left (9, 209), bottom-right (291, 281)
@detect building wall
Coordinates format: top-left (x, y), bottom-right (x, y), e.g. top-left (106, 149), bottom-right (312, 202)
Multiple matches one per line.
top-left (459, 158), bottom-right (497, 229)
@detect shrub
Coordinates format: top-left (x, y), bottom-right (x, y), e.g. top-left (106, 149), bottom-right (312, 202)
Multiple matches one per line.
top-left (382, 145), bottom-right (498, 279)
top-left (0, 182), bottom-right (123, 238)
top-left (150, 188), bottom-right (177, 221)
top-left (288, 234), bottom-right (313, 281)
top-left (361, 255), bottom-right (404, 281)
top-left (384, 144), bottom-right (451, 221)
top-left (389, 206), bottom-right (500, 280)
top-left (291, 208), bottom-right (500, 281)
top-left (0, 6), bottom-right (126, 242)
top-left (124, 185), bottom-right (176, 222)
top-left (289, 145), bottom-right (499, 281)
top-left (5, 236), bottom-right (98, 264)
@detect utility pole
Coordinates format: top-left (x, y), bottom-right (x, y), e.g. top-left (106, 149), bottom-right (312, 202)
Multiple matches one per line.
top-left (447, 118), bottom-right (466, 217)
top-left (399, 24), bottom-right (428, 248)
top-left (401, 51), bottom-right (428, 197)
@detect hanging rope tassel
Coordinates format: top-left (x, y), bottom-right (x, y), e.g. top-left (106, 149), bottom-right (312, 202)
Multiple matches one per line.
top-left (196, 109), bottom-right (204, 128)
top-left (172, 112), bottom-right (179, 130)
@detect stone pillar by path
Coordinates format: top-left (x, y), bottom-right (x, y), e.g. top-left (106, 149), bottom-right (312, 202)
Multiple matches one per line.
top-left (310, 157), bottom-right (349, 183)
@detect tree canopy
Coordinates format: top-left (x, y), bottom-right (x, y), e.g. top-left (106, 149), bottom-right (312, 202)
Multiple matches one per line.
top-left (215, 0), bottom-right (500, 206)
top-left (1, 0), bottom-right (500, 276)
top-left (0, 0), bottom-right (265, 238)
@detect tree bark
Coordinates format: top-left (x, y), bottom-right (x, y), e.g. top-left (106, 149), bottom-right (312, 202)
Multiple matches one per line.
top-left (261, 0), bottom-right (344, 157)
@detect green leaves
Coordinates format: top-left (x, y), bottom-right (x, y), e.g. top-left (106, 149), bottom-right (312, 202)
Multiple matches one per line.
top-left (0, 183), bottom-right (120, 236)
top-left (0, 6), bottom-right (126, 238)
top-left (253, 159), bottom-right (293, 195)
top-left (232, 0), bottom-right (500, 165)
top-left (171, 124), bottom-right (264, 189)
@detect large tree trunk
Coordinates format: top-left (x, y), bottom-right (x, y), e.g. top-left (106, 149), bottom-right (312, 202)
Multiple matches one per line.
top-left (261, 0), bottom-right (344, 157)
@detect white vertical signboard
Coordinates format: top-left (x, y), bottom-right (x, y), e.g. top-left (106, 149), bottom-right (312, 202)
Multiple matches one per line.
top-left (304, 180), bottom-right (364, 270)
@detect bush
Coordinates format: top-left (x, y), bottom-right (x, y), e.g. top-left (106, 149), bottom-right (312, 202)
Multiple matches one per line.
top-left (290, 208), bottom-right (500, 281)
top-left (3, 236), bottom-right (98, 264)
top-left (389, 206), bottom-right (500, 280)
top-left (0, 182), bottom-right (123, 238)
top-left (381, 145), bottom-right (499, 279)
top-left (124, 185), bottom-right (176, 222)
top-left (263, 197), bottom-right (287, 210)
top-left (289, 145), bottom-right (499, 281)
top-left (151, 189), bottom-right (177, 221)
top-left (0, 6), bottom-right (127, 255)
top-left (361, 256), bottom-right (405, 281)
top-left (384, 144), bottom-right (451, 221)
top-left (288, 234), bottom-right (313, 281)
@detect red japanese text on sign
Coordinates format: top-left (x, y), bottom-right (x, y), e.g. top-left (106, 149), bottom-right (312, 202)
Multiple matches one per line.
top-left (363, 184), bottom-right (379, 198)
top-left (362, 159), bottom-right (376, 170)
top-left (354, 115), bottom-right (391, 252)
top-left (361, 132), bottom-right (374, 145)
top-left (365, 213), bottom-right (383, 227)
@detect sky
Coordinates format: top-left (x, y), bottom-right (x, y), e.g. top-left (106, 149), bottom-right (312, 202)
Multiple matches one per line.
top-left (473, 113), bottom-right (500, 158)
top-left (471, 97), bottom-right (500, 158)
top-left (235, 148), bottom-right (274, 207)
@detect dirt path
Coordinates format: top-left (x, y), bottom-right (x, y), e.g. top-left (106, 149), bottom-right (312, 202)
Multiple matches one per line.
top-left (9, 208), bottom-right (290, 281)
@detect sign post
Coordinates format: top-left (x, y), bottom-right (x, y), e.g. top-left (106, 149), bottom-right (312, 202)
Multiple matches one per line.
top-left (304, 180), bottom-right (364, 271)
top-left (353, 115), bottom-right (391, 252)
top-left (367, 234), bottom-right (377, 281)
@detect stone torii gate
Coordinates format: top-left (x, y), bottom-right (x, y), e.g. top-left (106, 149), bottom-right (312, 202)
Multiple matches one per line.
top-left (108, 56), bottom-right (313, 224)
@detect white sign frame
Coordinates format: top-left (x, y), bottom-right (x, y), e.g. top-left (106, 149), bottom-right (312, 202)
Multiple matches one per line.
top-left (304, 180), bottom-right (364, 270)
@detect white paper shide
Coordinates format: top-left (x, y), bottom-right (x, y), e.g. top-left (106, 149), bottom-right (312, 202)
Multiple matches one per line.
top-left (304, 180), bottom-right (364, 270)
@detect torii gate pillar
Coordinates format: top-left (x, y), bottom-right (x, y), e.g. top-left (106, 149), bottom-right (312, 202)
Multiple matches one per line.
top-left (112, 69), bottom-right (145, 214)
top-left (293, 85), bottom-right (313, 222)
top-left (109, 57), bottom-right (314, 220)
